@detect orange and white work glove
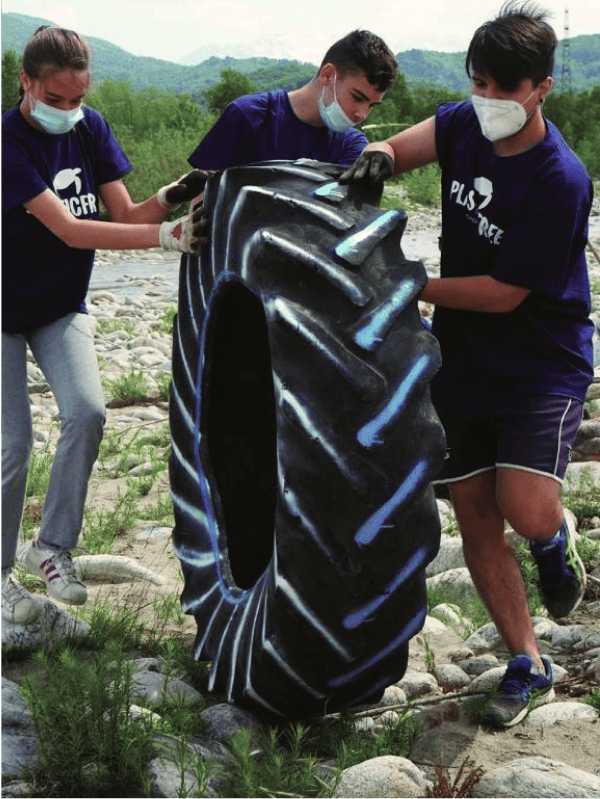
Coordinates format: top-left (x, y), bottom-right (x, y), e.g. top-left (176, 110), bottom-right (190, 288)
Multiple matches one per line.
top-left (156, 170), bottom-right (212, 210)
top-left (159, 208), bottom-right (208, 254)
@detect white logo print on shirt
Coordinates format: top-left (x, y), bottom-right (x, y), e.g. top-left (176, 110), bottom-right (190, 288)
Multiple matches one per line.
top-left (52, 167), bottom-right (97, 217)
top-left (449, 177), bottom-right (504, 245)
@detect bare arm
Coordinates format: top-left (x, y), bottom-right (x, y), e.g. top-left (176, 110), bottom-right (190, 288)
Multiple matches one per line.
top-left (25, 189), bottom-right (161, 250)
top-left (370, 116), bottom-right (438, 175)
top-left (421, 275), bottom-right (531, 313)
top-left (100, 178), bottom-right (166, 224)
top-left (339, 117), bottom-right (437, 183)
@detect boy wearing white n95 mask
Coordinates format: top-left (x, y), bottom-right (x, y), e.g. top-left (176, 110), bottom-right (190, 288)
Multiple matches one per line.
top-left (341, 1), bottom-right (593, 729)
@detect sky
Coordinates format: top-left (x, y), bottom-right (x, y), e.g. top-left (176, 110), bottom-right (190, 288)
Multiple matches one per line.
top-left (3, 0), bottom-right (600, 64)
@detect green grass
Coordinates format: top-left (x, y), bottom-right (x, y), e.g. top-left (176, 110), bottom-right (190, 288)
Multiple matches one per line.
top-left (381, 163), bottom-right (442, 210)
top-left (158, 305), bottom-right (177, 336)
top-left (103, 367), bottom-right (149, 405)
top-left (95, 317), bottom-right (138, 337)
top-left (82, 481), bottom-right (140, 554)
top-left (21, 643), bottom-right (154, 797)
top-left (586, 688), bottom-right (600, 714)
top-left (563, 474), bottom-right (600, 523)
top-left (13, 593), bottom-right (427, 799)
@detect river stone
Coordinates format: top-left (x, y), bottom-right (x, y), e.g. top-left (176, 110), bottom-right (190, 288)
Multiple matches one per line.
top-left (422, 615), bottom-right (448, 634)
top-left (436, 499), bottom-right (454, 532)
top-left (380, 685), bottom-right (407, 706)
top-left (2, 678), bottom-right (40, 777)
top-left (564, 462), bottom-right (600, 493)
top-left (395, 671), bottom-right (439, 698)
top-left (458, 654), bottom-right (500, 676)
top-left (586, 656), bottom-right (600, 681)
top-left (429, 603), bottom-right (473, 636)
top-left (334, 755), bottom-right (432, 798)
top-left (426, 567), bottom-right (479, 606)
top-left (126, 667), bottom-right (204, 706)
top-left (199, 702), bottom-right (264, 745)
top-left (433, 663), bottom-right (471, 690)
top-left (409, 720), bottom-right (477, 767)
top-left (468, 665), bottom-right (510, 693)
top-left (464, 622), bottom-right (503, 653)
top-left (148, 733), bottom-right (235, 798)
top-left (471, 756), bottom-right (600, 798)
top-left (0, 780), bottom-right (35, 797)
top-left (524, 701), bottom-right (599, 726)
top-left (426, 536), bottom-right (465, 576)
top-left (547, 624), bottom-right (596, 649)
top-left (1, 598), bottom-right (90, 649)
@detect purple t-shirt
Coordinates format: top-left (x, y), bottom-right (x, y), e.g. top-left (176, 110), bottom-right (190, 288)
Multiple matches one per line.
top-left (2, 105), bottom-right (132, 332)
top-left (431, 101), bottom-right (594, 411)
top-left (188, 89), bottom-right (367, 170)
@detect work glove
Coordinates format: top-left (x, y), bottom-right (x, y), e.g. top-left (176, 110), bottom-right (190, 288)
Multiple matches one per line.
top-left (159, 208), bottom-right (208, 254)
top-left (156, 170), bottom-right (212, 210)
top-left (339, 150), bottom-right (394, 185)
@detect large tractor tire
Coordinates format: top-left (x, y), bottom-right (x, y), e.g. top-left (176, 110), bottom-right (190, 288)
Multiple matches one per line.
top-left (169, 159), bottom-right (446, 718)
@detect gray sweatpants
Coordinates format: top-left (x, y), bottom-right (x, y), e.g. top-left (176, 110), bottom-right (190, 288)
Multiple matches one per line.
top-left (2, 313), bottom-right (105, 568)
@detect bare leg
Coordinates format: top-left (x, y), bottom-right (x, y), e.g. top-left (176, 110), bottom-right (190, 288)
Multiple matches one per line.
top-left (495, 467), bottom-right (563, 541)
top-left (450, 470), bottom-right (543, 665)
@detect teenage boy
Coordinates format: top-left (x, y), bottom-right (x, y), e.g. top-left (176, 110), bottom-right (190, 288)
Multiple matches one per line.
top-left (341, 0), bottom-right (592, 728)
top-left (187, 29), bottom-right (397, 171)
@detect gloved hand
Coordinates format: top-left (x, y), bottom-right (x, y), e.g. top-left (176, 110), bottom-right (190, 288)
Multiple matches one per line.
top-left (339, 150), bottom-right (394, 185)
top-left (156, 170), bottom-right (212, 210)
top-left (159, 208), bottom-right (208, 254)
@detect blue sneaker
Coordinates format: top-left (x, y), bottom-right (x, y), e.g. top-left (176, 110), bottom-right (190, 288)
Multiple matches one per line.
top-left (530, 519), bottom-right (586, 618)
top-left (484, 654), bottom-right (554, 728)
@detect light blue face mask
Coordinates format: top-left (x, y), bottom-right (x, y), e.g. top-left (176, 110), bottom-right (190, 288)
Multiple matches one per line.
top-left (318, 73), bottom-right (355, 132)
top-left (31, 96), bottom-right (84, 135)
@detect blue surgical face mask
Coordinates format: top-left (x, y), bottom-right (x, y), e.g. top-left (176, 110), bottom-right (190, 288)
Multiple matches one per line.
top-left (318, 72), bottom-right (355, 132)
top-left (30, 96), bottom-right (84, 135)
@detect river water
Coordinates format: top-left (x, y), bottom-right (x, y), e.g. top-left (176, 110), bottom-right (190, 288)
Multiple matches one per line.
top-left (87, 254), bottom-right (182, 300)
top-left (86, 225), bottom-right (443, 301)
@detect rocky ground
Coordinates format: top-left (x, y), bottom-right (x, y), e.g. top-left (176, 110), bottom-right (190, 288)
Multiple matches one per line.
top-left (3, 201), bottom-right (600, 797)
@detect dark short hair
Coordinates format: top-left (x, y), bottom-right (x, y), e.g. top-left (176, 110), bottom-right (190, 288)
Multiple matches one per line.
top-left (465, 1), bottom-right (556, 91)
top-left (320, 30), bottom-right (398, 92)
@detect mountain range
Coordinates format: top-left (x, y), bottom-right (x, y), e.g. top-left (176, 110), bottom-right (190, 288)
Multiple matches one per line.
top-left (3, 12), bottom-right (599, 98)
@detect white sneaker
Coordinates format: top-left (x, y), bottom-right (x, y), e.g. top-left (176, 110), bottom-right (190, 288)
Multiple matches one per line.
top-left (2, 567), bottom-right (42, 624)
top-left (23, 540), bottom-right (87, 605)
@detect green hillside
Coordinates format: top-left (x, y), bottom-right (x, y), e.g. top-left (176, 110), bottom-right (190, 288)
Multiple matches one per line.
top-left (2, 11), bottom-right (599, 96)
top-left (0, 12), bottom-right (316, 100)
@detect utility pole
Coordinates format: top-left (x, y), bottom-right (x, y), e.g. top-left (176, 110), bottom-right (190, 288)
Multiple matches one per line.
top-left (560, 3), bottom-right (573, 94)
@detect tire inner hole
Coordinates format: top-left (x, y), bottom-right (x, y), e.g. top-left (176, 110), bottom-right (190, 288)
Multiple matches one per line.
top-left (204, 281), bottom-right (278, 589)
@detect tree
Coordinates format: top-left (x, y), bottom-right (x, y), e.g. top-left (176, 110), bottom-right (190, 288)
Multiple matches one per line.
top-left (2, 50), bottom-right (21, 112)
top-left (411, 84), bottom-right (466, 123)
top-left (205, 69), bottom-right (257, 115)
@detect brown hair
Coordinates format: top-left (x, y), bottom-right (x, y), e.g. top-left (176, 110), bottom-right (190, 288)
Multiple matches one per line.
top-left (20, 25), bottom-right (90, 95)
top-left (319, 30), bottom-right (398, 92)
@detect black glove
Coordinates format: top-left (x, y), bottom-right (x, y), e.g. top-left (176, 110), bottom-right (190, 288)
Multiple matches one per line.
top-left (157, 170), bottom-right (212, 209)
top-left (339, 151), bottom-right (394, 185)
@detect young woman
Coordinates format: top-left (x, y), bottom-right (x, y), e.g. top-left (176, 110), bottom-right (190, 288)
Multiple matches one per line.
top-left (2, 26), bottom-right (208, 624)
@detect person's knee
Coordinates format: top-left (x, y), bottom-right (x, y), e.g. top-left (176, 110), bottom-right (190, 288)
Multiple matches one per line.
top-left (60, 399), bottom-right (105, 440)
top-left (2, 436), bottom-right (34, 478)
top-left (499, 499), bottom-right (562, 539)
top-left (496, 470), bottom-right (563, 539)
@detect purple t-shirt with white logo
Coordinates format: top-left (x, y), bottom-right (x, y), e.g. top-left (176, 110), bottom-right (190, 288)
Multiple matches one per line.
top-left (2, 105), bottom-right (132, 332)
top-left (431, 101), bottom-right (594, 411)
